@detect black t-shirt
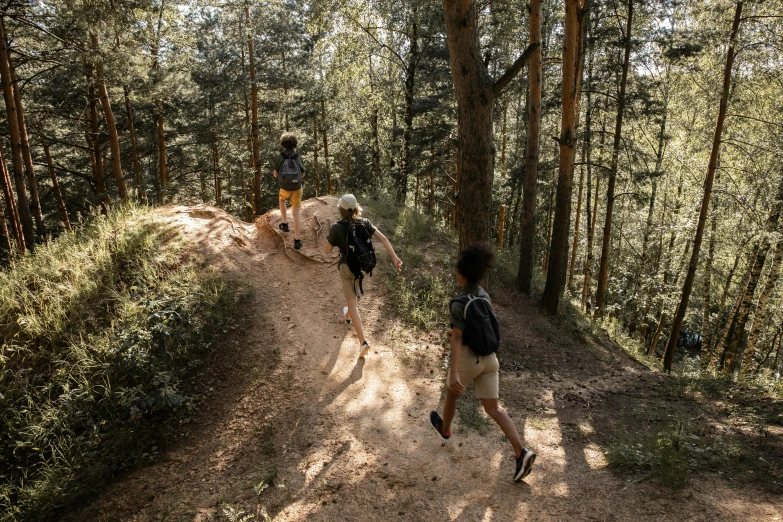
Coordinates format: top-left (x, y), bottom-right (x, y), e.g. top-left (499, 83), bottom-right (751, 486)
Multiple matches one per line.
top-left (274, 150), bottom-right (306, 175)
top-left (327, 218), bottom-right (377, 265)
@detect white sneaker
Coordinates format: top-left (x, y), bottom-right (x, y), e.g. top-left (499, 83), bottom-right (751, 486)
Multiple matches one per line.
top-left (342, 306), bottom-right (351, 324)
top-left (359, 340), bottom-right (370, 358)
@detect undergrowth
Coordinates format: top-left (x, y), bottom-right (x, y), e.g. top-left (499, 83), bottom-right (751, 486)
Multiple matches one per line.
top-left (0, 203), bottom-right (247, 521)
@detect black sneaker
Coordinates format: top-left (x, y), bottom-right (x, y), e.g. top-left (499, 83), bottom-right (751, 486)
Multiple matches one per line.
top-left (514, 448), bottom-right (536, 482)
top-left (294, 239), bottom-right (302, 250)
top-left (429, 411), bottom-right (450, 440)
top-left (279, 223), bottom-right (289, 232)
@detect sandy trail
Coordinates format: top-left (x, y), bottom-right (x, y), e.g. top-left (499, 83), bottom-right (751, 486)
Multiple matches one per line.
top-left (69, 200), bottom-right (781, 522)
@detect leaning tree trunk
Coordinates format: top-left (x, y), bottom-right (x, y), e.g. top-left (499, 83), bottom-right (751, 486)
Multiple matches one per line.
top-left (709, 246), bottom-right (755, 368)
top-left (0, 149), bottom-right (23, 253)
top-left (0, 16), bottom-right (34, 251)
top-left (444, 0), bottom-right (537, 250)
top-left (518, 0), bottom-right (542, 293)
top-left (741, 241), bottom-right (783, 376)
top-left (541, 0), bottom-right (587, 314)
top-left (246, 7), bottom-right (263, 216)
top-left (8, 56), bottom-right (44, 234)
top-left (663, 2), bottom-right (744, 372)
top-left (595, 0), bottom-right (633, 314)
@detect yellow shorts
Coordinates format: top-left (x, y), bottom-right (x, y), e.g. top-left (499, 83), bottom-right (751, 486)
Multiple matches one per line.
top-left (339, 263), bottom-right (360, 300)
top-left (279, 187), bottom-right (303, 208)
top-left (448, 345), bottom-right (500, 399)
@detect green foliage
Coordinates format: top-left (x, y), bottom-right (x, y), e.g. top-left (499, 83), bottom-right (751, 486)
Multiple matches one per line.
top-left (0, 204), bottom-right (247, 521)
top-left (367, 201), bottom-right (458, 331)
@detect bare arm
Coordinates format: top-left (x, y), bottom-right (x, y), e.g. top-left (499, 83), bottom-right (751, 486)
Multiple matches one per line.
top-left (373, 230), bottom-right (402, 270)
top-left (324, 241), bottom-right (334, 255)
top-left (273, 169), bottom-right (278, 179)
top-left (447, 327), bottom-right (465, 394)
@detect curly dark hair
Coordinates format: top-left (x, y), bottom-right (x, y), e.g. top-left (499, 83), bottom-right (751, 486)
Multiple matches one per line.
top-left (457, 242), bottom-right (495, 285)
top-left (280, 132), bottom-right (297, 150)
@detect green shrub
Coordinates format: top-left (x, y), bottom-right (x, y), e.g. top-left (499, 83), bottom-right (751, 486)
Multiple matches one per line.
top-left (0, 203), bottom-right (246, 521)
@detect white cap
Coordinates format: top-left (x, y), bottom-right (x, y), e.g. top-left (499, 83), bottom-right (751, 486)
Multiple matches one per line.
top-left (338, 194), bottom-right (358, 210)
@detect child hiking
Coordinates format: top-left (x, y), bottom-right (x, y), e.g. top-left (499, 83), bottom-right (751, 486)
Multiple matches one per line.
top-left (324, 194), bottom-right (402, 358)
top-left (430, 243), bottom-right (536, 482)
top-left (273, 132), bottom-right (306, 250)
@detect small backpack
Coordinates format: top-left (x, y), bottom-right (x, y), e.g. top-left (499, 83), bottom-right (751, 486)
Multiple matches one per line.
top-left (450, 294), bottom-right (500, 359)
top-left (341, 219), bottom-right (377, 295)
top-left (279, 151), bottom-right (303, 191)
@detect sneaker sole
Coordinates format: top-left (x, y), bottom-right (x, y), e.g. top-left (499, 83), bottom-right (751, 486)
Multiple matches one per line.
top-left (514, 452), bottom-right (536, 482)
top-left (359, 344), bottom-right (370, 358)
top-left (343, 306), bottom-right (351, 324)
top-left (430, 411), bottom-right (450, 440)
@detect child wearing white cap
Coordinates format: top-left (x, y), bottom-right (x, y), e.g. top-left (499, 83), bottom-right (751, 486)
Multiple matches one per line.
top-left (324, 194), bottom-right (402, 357)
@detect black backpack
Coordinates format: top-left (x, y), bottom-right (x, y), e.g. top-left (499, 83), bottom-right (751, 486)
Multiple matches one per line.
top-left (450, 294), bottom-right (500, 359)
top-left (278, 151), bottom-right (303, 191)
top-left (341, 219), bottom-right (377, 295)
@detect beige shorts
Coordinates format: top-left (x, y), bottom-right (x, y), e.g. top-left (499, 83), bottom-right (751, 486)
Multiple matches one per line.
top-left (339, 263), bottom-right (359, 300)
top-left (279, 187), bottom-right (303, 207)
top-left (448, 345), bottom-right (500, 399)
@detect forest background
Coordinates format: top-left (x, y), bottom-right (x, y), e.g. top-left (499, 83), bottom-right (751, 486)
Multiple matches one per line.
top-left (0, 0), bottom-right (781, 453)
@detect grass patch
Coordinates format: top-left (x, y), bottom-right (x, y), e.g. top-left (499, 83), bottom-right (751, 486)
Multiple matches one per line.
top-left (364, 200), bottom-right (458, 331)
top-left (0, 203), bottom-right (247, 521)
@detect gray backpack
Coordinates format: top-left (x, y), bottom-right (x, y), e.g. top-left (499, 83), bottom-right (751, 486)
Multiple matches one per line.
top-left (279, 151), bottom-right (303, 191)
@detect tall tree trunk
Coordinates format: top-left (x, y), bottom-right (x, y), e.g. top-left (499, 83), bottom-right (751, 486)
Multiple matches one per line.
top-left (398, 4), bottom-right (418, 205)
top-left (542, 0), bottom-right (587, 314)
top-left (0, 200), bottom-right (10, 255)
top-left (700, 209), bottom-right (717, 362)
top-left (86, 83), bottom-right (108, 212)
top-left (0, 16), bottom-right (34, 250)
top-left (710, 247), bottom-right (755, 369)
top-left (444, 0), bottom-right (537, 250)
top-left (8, 55), bottom-right (44, 234)
top-left (568, 156), bottom-right (585, 291)
top-left (0, 149), bottom-right (23, 253)
top-left (663, 1), bottom-right (743, 372)
top-left (42, 140), bottom-right (71, 230)
top-left (246, 7), bottom-right (263, 216)
top-left (123, 86), bottom-right (144, 198)
top-left (518, 0), bottom-right (542, 293)
top-left (742, 242), bottom-right (783, 376)
top-left (321, 98), bottom-right (332, 194)
top-left (582, 116), bottom-right (604, 311)
top-left (212, 132), bottom-right (222, 207)
top-left (313, 116), bottom-right (320, 196)
top-left (595, 0), bottom-right (633, 314)
top-left (90, 32), bottom-right (128, 201)
top-left (156, 104), bottom-right (168, 202)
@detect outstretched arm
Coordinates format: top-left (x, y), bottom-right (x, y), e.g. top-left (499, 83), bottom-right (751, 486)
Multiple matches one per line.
top-left (373, 230), bottom-right (402, 271)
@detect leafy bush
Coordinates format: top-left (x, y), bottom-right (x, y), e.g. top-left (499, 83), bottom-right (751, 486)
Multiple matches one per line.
top-left (0, 204), bottom-right (246, 521)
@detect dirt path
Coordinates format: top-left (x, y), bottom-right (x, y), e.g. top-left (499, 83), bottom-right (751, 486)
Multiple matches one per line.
top-left (70, 200), bottom-right (781, 522)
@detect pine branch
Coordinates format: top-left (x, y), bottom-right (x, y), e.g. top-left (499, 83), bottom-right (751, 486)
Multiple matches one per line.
top-left (492, 42), bottom-right (539, 96)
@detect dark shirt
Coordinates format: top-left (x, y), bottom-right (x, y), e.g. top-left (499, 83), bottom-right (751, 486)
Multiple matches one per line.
top-left (450, 285), bottom-right (491, 332)
top-left (327, 218), bottom-right (377, 265)
top-left (274, 150), bottom-right (306, 175)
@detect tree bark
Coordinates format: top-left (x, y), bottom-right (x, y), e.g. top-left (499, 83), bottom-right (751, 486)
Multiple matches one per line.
top-left (710, 247), bottom-right (755, 369)
top-left (701, 209), bottom-right (717, 362)
top-left (398, 4), bottom-right (418, 205)
top-left (246, 7), bottom-right (263, 216)
top-left (42, 140), bottom-right (71, 230)
top-left (518, 0), bottom-right (542, 293)
top-left (663, 1), bottom-right (743, 372)
top-left (595, 0), bottom-right (633, 314)
top-left (542, 0), bottom-right (587, 314)
top-left (742, 241), bottom-right (783, 376)
top-left (313, 116), bottom-right (320, 196)
top-left (8, 55), bottom-right (44, 234)
top-left (444, 0), bottom-right (537, 250)
top-left (156, 104), bottom-right (168, 202)
top-left (123, 86), bottom-right (144, 198)
top-left (0, 16), bottom-right (34, 250)
top-left (0, 149), bottom-right (23, 253)
top-left (86, 82), bottom-right (108, 212)
top-left (321, 98), bottom-right (332, 194)
top-left (212, 132), bottom-right (222, 207)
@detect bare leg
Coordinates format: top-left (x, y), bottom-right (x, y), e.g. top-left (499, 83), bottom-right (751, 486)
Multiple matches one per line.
top-left (441, 387), bottom-right (460, 434)
top-left (347, 298), bottom-right (365, 344)
top-left (482, 398), bottom-right (523, 458)
top-left (279, 197), bottom-right (287, 224)
top-left (292, 206), bottom-right (301, 239)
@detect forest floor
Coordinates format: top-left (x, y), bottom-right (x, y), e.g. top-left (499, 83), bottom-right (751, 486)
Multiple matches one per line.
top-left (66, 198), bottom-right (782, 522)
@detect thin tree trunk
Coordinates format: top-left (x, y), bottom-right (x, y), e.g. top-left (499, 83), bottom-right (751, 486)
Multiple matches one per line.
top-left (518, 0), bottom-right (542, 293)
top-left (212, 132), bottom-right (222, 207)
top-left (87, 83), bottom-right (109, 211)
top-left (156, 105), bottom-right (168, 202)
top-left (701, 210), bottom-right (717, 362)
top-left (582, 117), bottom-right (603, 311)
top-left (742, 242), bottom-right (783, 376)
top-left (313, 116), bottom-right (320, 196)
top-left (0, 200), bottom-right (10, 255)
top-left (0, 149), bottom-right (23, 253)
top-left (0, 16), bottom-right (34, 250)
top-left (42, 140), bottom-right (71, 230)
top-left (371, 108), bottom-right (380, 192)
top-left (663, 1), bottom-right (743, 372)
top-left (123, 86), bottom-right (144, 198)
top-left (569, 146), bottom-right (586, 290)
top-left (321, 98), bottom-right (331, 194)
top-left (246, 7), bottom-right (263, 216)
top-left (8, 55), bottom-right (44, 234)
top-left (398, 4), bottom-right (418, 205)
